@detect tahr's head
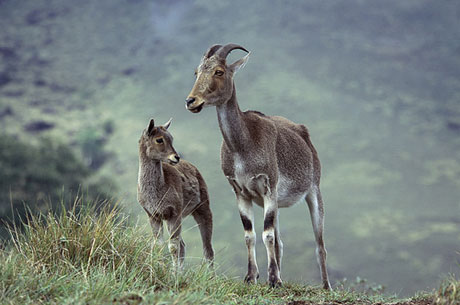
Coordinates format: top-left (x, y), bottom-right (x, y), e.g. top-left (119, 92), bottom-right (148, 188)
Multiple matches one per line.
top-left (139, 118), bottom-right (180, 165)
top-left (186, 43), bottom-right (250, 113)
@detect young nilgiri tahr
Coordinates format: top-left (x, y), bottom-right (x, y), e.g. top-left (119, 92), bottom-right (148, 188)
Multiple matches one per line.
top-left (137, 118), bottom-right (214, 267)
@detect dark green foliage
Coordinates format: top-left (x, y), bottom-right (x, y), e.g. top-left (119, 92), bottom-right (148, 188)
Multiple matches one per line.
top-left (75, 126), bottom-right (112, 170)
top-left (0, 134), bottom-right (114, 238)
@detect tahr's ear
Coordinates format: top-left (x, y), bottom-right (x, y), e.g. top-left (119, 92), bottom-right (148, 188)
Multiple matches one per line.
top-left (147, 119), bottom-right (155, 135)
top-left (229, 52), bottom-right (250, 74)
top-left (163, 117), bottom-right (172, 130)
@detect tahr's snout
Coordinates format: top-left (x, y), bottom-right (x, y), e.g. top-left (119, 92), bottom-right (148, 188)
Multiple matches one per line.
top-left (185, 96), bottom-right (204, 113)
top-left (168, 154), bottom-right (180, 165)
top-left (186, 97), bottom-right (196, 107)
top-left (173, 154), bottom-right (180, 163)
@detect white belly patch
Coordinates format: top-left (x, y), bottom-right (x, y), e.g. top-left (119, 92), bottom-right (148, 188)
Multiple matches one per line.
top-left (228, 156), bottom-right (307, 207)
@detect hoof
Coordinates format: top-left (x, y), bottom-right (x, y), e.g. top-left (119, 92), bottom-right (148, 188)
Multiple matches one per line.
top-left (268, 276), bottom-right (282, 288)
top-left (244, 272), bottom-right (259, 284)
top-left (323, 282), bottom-right (332, 291)
top-left (205, 258), bottom-right (214, 269)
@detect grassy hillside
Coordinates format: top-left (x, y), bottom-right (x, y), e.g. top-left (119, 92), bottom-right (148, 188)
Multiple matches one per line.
top-left (0, 199), bottom-right (448, 305)
top-left (0, 0), bottom-right (459, 296)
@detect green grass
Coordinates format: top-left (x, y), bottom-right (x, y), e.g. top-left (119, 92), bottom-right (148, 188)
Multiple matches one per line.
top-left (435, 275), bottom-right (460, 305)
top-left (0, 198), bottom-right (449, 305)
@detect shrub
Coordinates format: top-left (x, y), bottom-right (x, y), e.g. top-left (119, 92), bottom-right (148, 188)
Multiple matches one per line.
top-left (0, 134), bottom-right (114, 238)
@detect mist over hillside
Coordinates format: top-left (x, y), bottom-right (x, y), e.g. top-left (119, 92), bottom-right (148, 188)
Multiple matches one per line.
top-left (0, 0), bottom-right (459, 296)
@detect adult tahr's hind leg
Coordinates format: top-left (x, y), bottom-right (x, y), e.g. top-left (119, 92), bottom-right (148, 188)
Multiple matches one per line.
top-left (274, 213), bottom-right (283, 272)
top-left (306, 189), bottom-right (332, 290)
top-left (262, 194), bottom-right (282, 287)
top-left (192, 203), bottom-right (215, 264)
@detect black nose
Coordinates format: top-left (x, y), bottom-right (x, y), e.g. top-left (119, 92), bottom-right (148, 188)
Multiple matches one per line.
top-left (186, 97), bottom-right (195, 107)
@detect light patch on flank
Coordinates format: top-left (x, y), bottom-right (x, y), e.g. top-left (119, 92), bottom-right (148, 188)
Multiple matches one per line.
top-left (234, 154), bottom-right (244, 174)
top-left (276, 174), bottom-right (305, 207)
top-left (276, 174), bottom-right (290, 199)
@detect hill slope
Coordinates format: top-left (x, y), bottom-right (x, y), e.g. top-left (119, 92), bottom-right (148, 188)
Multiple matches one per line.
top-left (1, 200), bottom-right (449, 305)
top-left (0, 0), bottom-right (459, 296)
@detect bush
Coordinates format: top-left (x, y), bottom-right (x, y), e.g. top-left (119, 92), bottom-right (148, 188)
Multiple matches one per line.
top-left (0, 134), bottom-right (114, 238)
top-left (75, 121), bottom-right (114, 170)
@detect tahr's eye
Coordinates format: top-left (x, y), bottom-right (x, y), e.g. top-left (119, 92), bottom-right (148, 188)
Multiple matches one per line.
top-left (215, 70), bottom-right (224, 76)
top-left (155, 138), bottom-right (164, 144)
top-left (194, 70), bottom-right (197, 76)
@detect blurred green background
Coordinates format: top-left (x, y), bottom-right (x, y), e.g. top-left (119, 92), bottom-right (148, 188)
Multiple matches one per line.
top-left (0, 0), bottom-right (459, 296)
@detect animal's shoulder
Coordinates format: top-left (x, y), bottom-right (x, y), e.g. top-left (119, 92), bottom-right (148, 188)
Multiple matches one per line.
top-left (268, 115), bottom-right (309, 139)
top-left (243, 110), bottom-right (308, 135)
top-left (173, 159), bottom-right (199, 176)
top-left (168, 160), bottom-right (202, 186)
top-left (244, 110), bottom-right (266, 117)
top-left (162, 162), bottom-right (183, 183)
top-left (242, 110), bottom-right (276, 136)
top-left (172, 160), bottom-right (202, 195)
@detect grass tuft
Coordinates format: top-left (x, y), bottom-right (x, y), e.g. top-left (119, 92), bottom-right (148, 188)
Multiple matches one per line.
top-left (435, 275), bottom-right (460, 305)
top-left (0, 196), bottom-right (445, 304)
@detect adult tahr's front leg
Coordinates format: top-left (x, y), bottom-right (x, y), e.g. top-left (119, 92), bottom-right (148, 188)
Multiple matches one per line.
top-left (306, 189), bottom-right (331, 290)
top-left (237, 196), bottom-right (259, 283)
top-left (252, 173), bottom-right (282, 288)
top-left (166, 215), bottom-right (185, 269)
top-left (228, 177), bottom-right (259, 283)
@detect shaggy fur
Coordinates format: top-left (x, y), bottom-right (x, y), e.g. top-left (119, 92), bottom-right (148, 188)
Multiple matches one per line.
top-left (186, 44), bottom-right (331, 289)
top-left (137, 119), bottom-right (214, 266)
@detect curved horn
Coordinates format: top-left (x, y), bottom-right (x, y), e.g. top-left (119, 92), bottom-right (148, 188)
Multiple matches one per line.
top-left (163, 117), bottom-right (172, 130)
top-left (216, 43), bottom-right (249, 59)
top-left (204, 44), bottom-right (223, 58)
